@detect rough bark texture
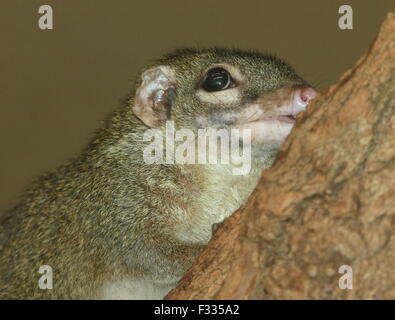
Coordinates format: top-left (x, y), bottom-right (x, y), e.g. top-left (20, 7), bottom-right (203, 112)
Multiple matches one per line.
top-left (166, 12), bottom-right (395, 300)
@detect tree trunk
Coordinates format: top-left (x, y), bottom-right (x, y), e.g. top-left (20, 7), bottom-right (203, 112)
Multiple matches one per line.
top-left (166, 12), bottom-right (395, 300)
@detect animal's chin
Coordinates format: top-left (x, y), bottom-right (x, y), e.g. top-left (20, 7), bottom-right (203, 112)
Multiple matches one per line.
top-left (246, 116), bottom-right (296, 129)
top-left (274, 115), bottom-right (297, 124)
top-left (259, 115), bottom-right (297, 124)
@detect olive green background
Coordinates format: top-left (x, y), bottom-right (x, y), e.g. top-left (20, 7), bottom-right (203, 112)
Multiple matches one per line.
top-left (1, 0), bottom-right (394, 214)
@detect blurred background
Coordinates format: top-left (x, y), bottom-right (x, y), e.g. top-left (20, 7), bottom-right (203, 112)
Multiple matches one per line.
top-left (1, 0), bottom-right (394, 214)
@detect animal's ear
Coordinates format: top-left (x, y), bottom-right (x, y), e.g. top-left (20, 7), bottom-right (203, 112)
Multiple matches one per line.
top-left (133, 66), bottom-right (176, 128)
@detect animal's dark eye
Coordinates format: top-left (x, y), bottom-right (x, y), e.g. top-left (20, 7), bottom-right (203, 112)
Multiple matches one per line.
top-left (202, 68), bottom-right (233, 92)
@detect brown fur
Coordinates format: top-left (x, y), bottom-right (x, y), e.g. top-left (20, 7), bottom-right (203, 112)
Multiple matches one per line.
top-left (0, 48), bottom-right (310, 299)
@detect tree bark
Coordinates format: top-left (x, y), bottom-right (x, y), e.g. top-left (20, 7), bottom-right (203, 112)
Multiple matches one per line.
top-left (166, 12), bottom-right (395, 300)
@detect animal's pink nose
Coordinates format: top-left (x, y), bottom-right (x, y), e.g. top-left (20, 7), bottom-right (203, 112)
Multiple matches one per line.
top-left (299, 87), bottom-right (317, 103)
top-left (289, 86), bottom-right (317, 116)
